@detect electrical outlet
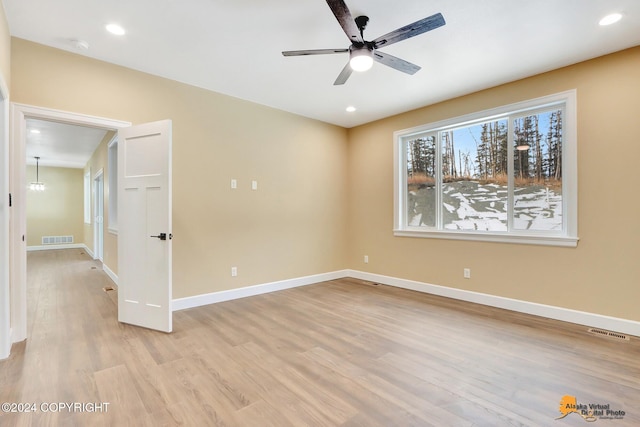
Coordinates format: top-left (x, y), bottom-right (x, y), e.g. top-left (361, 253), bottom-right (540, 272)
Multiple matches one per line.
top-left (463, 268), bottom-right (471, 279)
top-left (251, 180), bottom-right (258, 190)
top-left (231, 179), bottom-right (237, 189)
top-left (364, 255), bottom-right (369, 264)
top-left (231, 267), bottom-right (237, 277)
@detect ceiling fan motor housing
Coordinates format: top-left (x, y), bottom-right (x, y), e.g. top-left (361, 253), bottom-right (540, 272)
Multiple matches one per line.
top-left (349, 44), bottom-right (374, 72)
top-left (355, 15), bottom-right (369, 33)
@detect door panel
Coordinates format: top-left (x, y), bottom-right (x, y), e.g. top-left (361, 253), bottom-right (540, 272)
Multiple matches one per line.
top-left (118, 120), bottom-right (172, 332)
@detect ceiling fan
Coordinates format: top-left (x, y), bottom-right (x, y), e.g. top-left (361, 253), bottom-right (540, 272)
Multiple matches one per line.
top-left (282, 0), bottom-right (446, 85)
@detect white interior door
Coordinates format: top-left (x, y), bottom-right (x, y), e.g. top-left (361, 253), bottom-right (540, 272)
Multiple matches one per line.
top-left (118, 120), bottom-right (172, 332)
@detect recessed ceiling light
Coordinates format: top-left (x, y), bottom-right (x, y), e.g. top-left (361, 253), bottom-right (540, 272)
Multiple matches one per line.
top-left (106, 24), bottom-right (126, 35)
top-left (30, 129), bottom-right (41, 134)
top-left (599, 13), bottom-right (622, 26)
top-left (346, 106), bottom-right (357, 112)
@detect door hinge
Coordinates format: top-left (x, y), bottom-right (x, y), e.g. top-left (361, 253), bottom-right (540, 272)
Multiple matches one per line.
top-left (9, 193), bottom-right (11, 207)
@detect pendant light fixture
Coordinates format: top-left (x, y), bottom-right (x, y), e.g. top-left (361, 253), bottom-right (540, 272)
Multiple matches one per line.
top-left (30, 156), bottom-right (45, 191)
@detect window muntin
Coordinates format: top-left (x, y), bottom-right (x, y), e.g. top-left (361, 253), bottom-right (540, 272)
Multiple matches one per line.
top-left (395, 91), bottom-right (577, 246)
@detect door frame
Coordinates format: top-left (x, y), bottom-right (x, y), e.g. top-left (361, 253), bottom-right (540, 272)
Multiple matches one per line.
top-left (6, 104), bottom-right (130, 355)
top-left (0, 74), bottom-right (9, 360)
top-left (93, 169), bottom-right (104, 262)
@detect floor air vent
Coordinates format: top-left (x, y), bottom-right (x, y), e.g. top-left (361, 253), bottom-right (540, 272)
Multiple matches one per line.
top-left (587, 328), bottom-right (630, 341)
top-left (42, 235), bottom-right (74, 245)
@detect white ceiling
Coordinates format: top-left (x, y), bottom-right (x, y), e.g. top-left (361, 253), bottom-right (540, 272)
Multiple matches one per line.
top-left (4, 0), bottom-right (640, 133)
top-left (25, 119), bottom-right (108, 168)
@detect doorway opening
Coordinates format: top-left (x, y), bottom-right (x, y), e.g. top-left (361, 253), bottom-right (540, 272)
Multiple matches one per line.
top-left (7, 104), bottom-right (130, 352)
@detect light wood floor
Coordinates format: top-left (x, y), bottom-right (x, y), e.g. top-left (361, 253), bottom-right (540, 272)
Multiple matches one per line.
top-left (1, 249), bottom-right (638, 426)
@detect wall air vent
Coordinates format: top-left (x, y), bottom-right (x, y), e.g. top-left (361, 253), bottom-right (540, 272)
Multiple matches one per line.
top-left (42, 235), bottom-right (74, 245)
top-left (587, 328), bottom-right (630, 341)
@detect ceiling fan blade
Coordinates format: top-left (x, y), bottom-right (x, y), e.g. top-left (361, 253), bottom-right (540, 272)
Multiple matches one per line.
top-left (326, 0), bottom-right (364, 43)
top-left (373, 13), bottom-right (445, 49)
top-left (282, 49), bottom-right (348, 56)
top-left (374, 51), bottom-right (421, 75)
top-left (333, 62), bottom-right (353, 85)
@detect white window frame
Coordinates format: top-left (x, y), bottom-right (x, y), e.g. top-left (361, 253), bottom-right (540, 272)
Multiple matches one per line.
top-left (393, 90), bottom-right (578, 247)
top-left (83, 169), bottom-right (91, 224)
top-left (107, 136), bottom-right (118, 234)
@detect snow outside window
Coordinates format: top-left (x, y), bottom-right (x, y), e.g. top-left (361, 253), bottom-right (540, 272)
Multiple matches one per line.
top-left (394, 90), bottom-right (578, 247)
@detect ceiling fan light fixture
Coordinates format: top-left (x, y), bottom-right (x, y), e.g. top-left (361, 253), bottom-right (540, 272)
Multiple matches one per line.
top-left (349, 46), bottom-right (374, 72)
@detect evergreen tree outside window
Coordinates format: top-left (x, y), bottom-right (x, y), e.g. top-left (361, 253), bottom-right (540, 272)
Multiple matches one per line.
top-left (394, 91), bottom-right (577, 247)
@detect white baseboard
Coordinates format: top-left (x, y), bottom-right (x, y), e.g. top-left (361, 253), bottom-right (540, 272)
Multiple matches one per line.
top-left (1, 327), bottom-right (11, 360)
top-left (27, 245), bottom-right (118, 288)
top-left (83, 245), bottom-right (94, 259)
top-left (346, 270), bottom-right (640, 338)
top-left (103, 264), bottom-right (118, 286)
top-left (172, 270), bottom-right (349, 311)
top-left (171, 269), bottom-right (640, 337)
top-left (27, 243), bottom-right (85, 252)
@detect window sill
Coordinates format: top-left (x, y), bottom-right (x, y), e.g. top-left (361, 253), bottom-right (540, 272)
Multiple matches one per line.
top-left (394, 229), bottom-right (578, 247)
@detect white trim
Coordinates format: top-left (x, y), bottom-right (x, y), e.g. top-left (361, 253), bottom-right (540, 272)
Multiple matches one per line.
top-left (346, 270), bottom-right (640, 338)
top-left (172, 270), bottom-right (349, 311)
top-left (393, 230), bottom-right (579, 247)
top-left (83, 244), bottom-right (95, 259)
top-left (174, 269), bottom-right (639, 337)
top-left (25, 246), bottom-right (113, 287)
top-left (0, 70), bottom-right (10, 360)
top-left (107, 135), bottom-right (118, 232)
top-left (27, 244), bottom-right (85, 251)
top-left (83, 169), bottom-right (91, 224)
top-left (394, 90), bottom-right (578, 246)
top-left (93, 169), bottom-right (104, 261)
top-left (103, 264), bottom-right (118, 286)
top-left (9, 104), bottom-right (131, 352)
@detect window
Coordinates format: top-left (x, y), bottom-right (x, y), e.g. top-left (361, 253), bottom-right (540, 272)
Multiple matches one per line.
top-left (84, 169), bottom-right (91, 224)
top-left (108, 137), bottom-right (118, 233)
top-left (394, 90), bottom-right (577, 247)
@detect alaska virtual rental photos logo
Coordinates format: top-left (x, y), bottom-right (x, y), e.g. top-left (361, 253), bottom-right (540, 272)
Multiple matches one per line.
top-left (556, 395), bottom-right (626, 422)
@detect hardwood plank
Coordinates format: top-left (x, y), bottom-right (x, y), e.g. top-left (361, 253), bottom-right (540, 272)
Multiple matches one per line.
top-left (1, 249), bottom-right (638, 426)
top-left (94, 364), bottom-right (152, 426)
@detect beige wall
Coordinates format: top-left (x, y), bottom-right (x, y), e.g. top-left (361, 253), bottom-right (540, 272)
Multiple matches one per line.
top-left (26, 166), bottom-right (83, 247)
top-left (347, 46), bottom-right (640, 322)
top-left (0, 4), bottom-right (10, 86)
top-left (83, 131), bottom-right (118, 274)
top-left (10, 36), bottom-right (640, 323)
top-left (11, 38), bottom-right (349, 299)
